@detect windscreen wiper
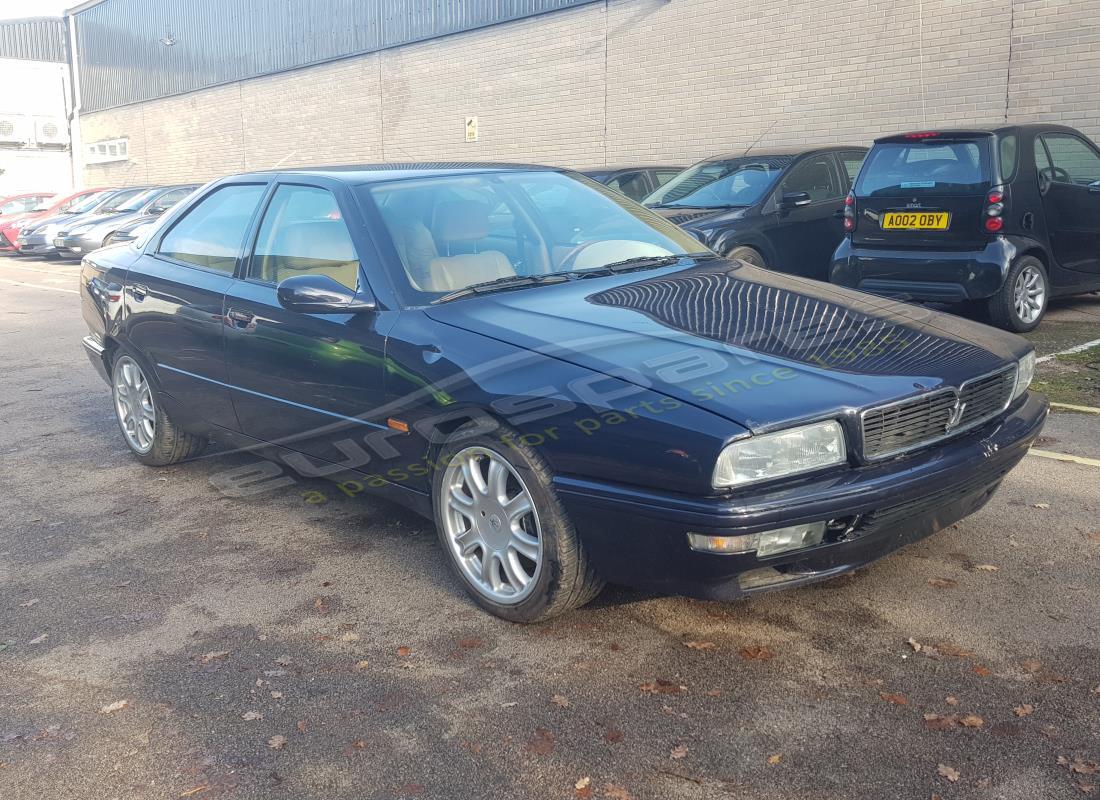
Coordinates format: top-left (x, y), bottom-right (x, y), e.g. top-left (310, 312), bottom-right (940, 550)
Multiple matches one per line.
top-left (432, 271), bottom-right (576, 304)
top-left (581, 252), bottom-right (715, 275)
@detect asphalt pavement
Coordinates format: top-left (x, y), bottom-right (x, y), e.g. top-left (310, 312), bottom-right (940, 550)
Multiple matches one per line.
top-left (1, 255), bottom-right (1098, 800)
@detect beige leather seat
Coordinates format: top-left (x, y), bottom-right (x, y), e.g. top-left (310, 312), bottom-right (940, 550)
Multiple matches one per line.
top-left (269, 221), bottom-right (360, 289)
top-left (418, 202), bottom-right (515, 292)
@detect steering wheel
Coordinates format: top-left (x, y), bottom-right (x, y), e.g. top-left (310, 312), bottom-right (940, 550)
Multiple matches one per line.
top-left (1039, 166), bottom-right (1070, 184)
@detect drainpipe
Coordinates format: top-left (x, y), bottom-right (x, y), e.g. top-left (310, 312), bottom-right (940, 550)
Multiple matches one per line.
top-left (63, 13), bottom-right (82, 190)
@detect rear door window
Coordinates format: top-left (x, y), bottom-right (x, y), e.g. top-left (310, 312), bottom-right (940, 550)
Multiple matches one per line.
top-left (998, 135), bottom-right (1019, 182)
top-left (1039, 133), bottom-right (1100, 186)
top-left (605, 171), bottom-right (650, 201)
top-left (855, 140), bottom-right (991, 196)
top-left (780, 155), bottom-right (842, 202)
top-left (157, 184), bottom-right (266, 273)
top-left (837, 151), bottom-right (867, 185)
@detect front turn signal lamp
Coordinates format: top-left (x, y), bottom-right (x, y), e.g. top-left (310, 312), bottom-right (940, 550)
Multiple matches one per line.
top-left (712, 420), bottom-right (847, 489)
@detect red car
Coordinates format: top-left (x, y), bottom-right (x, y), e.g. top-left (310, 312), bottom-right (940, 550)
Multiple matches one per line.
top-left (0, 188), bottom-right (111, 252)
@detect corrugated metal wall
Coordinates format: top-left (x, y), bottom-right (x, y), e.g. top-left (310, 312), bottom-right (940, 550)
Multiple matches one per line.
top-left (0, 17), bottom-right (67, 63)
top-left (73, 0), bottom-right (601, 113)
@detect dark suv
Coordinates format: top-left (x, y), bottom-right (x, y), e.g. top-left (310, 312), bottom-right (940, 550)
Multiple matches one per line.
top-left (643, 147), bottom-right (868, 279)
top-left (831, 125), bottom-right (1100, 331)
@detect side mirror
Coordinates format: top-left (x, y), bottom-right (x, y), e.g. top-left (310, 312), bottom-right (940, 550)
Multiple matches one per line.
top-left (276, 274), bottom-right (376, 314)
top-left (781, 191), bottom-right (813, 208)
top-left (148, 205), bottom-right (168, 215)
top-left (1088, 181), bottom-right (1100, 194)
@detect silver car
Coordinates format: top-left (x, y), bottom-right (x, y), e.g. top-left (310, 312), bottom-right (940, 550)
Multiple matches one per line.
top-left (13, 189), bottom-right (120, 256)
top-left (54, 185), bottom-right (198, 257)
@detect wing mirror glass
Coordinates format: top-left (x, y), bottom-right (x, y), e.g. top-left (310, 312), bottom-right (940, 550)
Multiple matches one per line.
top-left (148, 205), bottom-right (169, 215)
top-left (781, 191), bottom-right (813, 208)
top-left (276, 274), bottom-right (376, 314)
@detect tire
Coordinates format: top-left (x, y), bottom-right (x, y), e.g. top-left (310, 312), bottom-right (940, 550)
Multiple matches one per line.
top-left (431, 423), bottom-right (604, 622)
top-left (986, 256), bottom-right (1049, 332)
top-left (110, 351), bottom-right (207, 466)
top-left (726, 245), bottom-right (767, 268)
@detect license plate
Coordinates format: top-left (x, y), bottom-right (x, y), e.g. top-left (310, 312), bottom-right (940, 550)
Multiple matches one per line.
top-left (53, 238), bottom-right (65, 247)
top-left (881, 211), bottom-right (950, 230)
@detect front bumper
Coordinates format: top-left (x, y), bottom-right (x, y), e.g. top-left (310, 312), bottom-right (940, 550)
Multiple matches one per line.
top-left (14, 233), bottom-right (56, 255)
top-left (53, 233), bottom-right (97, 257)
top-left (556, 392), bottom-right (1047, 601)
top-left (82, 335), bottom-right (111, 383)
top-left (830, 236), bottom-right (1018, 302)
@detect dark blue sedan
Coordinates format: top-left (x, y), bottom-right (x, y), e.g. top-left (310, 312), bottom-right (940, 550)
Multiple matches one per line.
top-left (79, 164), bottom-right (1048, 622)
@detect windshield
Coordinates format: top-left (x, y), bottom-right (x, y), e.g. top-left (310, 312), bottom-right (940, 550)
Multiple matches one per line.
top-left (114, 188), bottom-right (160, 213)
top-left (855, 140), bottom-right (992, 197)
top-left (99, 188), bottom-right (147, 213)
top-left (66, 192), bottom-right (109, 214)
top-left (643, 156), bottom-right (792, 208)
top-left (362, 171), bottom-right (707, 304)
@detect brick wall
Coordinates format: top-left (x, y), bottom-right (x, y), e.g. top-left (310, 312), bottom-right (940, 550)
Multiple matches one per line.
top-left (76, 0), bottom-right (1100, 186)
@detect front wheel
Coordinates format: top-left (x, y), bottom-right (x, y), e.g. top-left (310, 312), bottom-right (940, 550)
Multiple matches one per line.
top-left (111, 353), bottom-right (207, 466)
top-left (432, 425), bottom-right (603, 622)
top-left (987, 256), bottom-right (1048, 332)
top-left (726, 245), bottom-right (767, 268)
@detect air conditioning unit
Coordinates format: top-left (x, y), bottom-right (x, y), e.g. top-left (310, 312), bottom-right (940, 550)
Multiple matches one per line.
top-left (0, 114), bottom-right (29, 146)
top-left (34, 117), bottom-right (69, 147)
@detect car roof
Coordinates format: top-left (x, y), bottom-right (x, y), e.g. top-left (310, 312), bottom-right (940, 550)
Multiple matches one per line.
top-left (233, 162), bottom-right (568, 185)
top-left (875, 123), bottom-right (1085, 143)
top-left (581, 164), bottom-right (686, 174)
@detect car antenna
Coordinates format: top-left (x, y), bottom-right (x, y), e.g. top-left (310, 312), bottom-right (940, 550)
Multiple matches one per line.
top-left (742, 120), bottom-right (776, 156)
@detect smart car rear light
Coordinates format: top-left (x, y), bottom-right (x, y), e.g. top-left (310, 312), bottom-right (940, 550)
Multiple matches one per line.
top-left (843, 192), bottom-right (856, 232)
top-left (905, 131), bottom-right (941, 140)
top-left (983, 185), bottom-right (1006, 233)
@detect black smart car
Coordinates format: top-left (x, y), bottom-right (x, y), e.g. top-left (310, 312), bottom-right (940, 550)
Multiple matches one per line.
top-left (579, 164), bottom-right (685, 202)
top-left (831, 125), bottom-right (1100, 331)
top-left (642, 146), bottom-right (868, 278)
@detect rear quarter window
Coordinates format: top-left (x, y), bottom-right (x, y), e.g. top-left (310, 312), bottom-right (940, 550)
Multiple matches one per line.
top-left (855, 140), bottom-right (991, 197)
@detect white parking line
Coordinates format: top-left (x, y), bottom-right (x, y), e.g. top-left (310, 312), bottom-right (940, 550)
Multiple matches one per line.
top-left (1037, 338), bottom-right (1100, 364)
top-left (1028, 448), bottom-right (1100, 468)
top-left (0, 277), bottom-right (79, 294)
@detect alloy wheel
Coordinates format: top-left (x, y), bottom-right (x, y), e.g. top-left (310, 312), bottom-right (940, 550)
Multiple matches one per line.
top-left (1013, 265), bottom-right (1046, 324)
top-left (440, 446), bottom-right (543, 604)
top-left (114, 356), bottom-right (156, 454)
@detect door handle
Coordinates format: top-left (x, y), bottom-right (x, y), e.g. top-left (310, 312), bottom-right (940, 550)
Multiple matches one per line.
top-left (129, 283), bottom-right (148, 300)
top-left (227, 308), bottom-right (256, 326)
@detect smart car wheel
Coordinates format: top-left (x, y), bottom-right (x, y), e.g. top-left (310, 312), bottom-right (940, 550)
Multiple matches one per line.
top-left (111, 352), bottom-right (207, 466)
top-left (432, 425), bottom-right (604, 622)
top-left (726, 246), bottom-right (767, 268)
top-left (987, 256), bottom-right (1048, 332)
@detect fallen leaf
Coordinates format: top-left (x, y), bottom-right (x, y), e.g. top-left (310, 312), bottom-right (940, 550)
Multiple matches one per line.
top-left (670, 744), bottom-right (689, 760)
top-left (924, 713), bottom-right (957, 731)
top-left (1021, 659), bottom-right (1043, 673)
top-left (974, 564), bottom-right (1000, 572)
top-left (1093, 686), bottom-right (1100, 695)
top-left (976, 777), bottom-right (992, 789)
top-left (1032, 502), bottom-right (1050, 509)
top-left (603, 785), bottom-right (632, 800)
top-left (946, 696), bottom-right (959, 706)
top-left (684, 641), bottom-right (716, 650)
top-left (880, 692), bottom-right (909, 706)
top-left (936, 643), bottom-right (975, 658)
top-left (551, 694), bottom-right (569, 708)
top-left (575, 777), bottom-right (591, 790)
top-left (928, 578), bottom-right (957, 589)
top-left (907, 638), bottom-right (922, 652)
top-left (179, 787), bottom-right (210, 798)
top-left (1088, 531), bottom-right (1100, 543)
top-left (270, 691), bottom-right (283, 700)
top-left (241, 711), bottom-right (263, 721)
top-left (938, 764), bottom-right (961, 783)
top-left (267, 735), bottom-right (287, 750)
top-left (959, 714), bottom-right (984, 728)
top-left (1014, 704), bottom-right (1034, 717)
top-left (639, 679), bottom-right (683, 695)
top-left (972, 664), bottom-right (992, 677)
top-left (393, 784), bottom-right (424, 796)
top-left (200, 650), bottom-right (229, 663)
top-left (313, 596), bottom-right (329, 614)
top-left (526, 727), bottom-right (555, 756)
top-left (575, 776), bottom-right (593, 798)
top-left (767, 753), bottom-right (782, 765)
top-left (1066, 760), bottom-right (1100, 776)
top-left (18, 599), bottom-right (39, 608)
top-left (274, 655), bottom-right (293, 666)
top-left (1075, 780), bottom-right (1097, 795)
top-left (100, 700), bottom-right (129, 714)
top-left (739, 646), bottom-right (775, 661)
top-left (704, 689), bottom-right (722, 697)
top-left (603, 729), bottom-right (624, 743)
top-left (339, 631), bottom-right (360, 642)
top-left (296, 720), bottom-right (309, 735)
top-left (396, 646), bottom-right (411, 657)
top-left (457, 636), bottom-right (484, 649)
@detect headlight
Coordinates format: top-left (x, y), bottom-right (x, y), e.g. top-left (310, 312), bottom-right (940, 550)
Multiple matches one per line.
top-left (1013, 351), bottom-right (1035, 399)
top-left (713, 420), bottom-right (847, 488)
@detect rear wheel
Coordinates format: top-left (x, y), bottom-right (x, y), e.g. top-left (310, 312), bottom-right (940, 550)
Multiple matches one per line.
top-left (432, 425), bottom-right (603, 622)
top-left (111, 353), bottom-right (206, 466)
top-left (726, 245), bottom-right (767, 268)
top-left (987, 256), bottom-right (1048, 332)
